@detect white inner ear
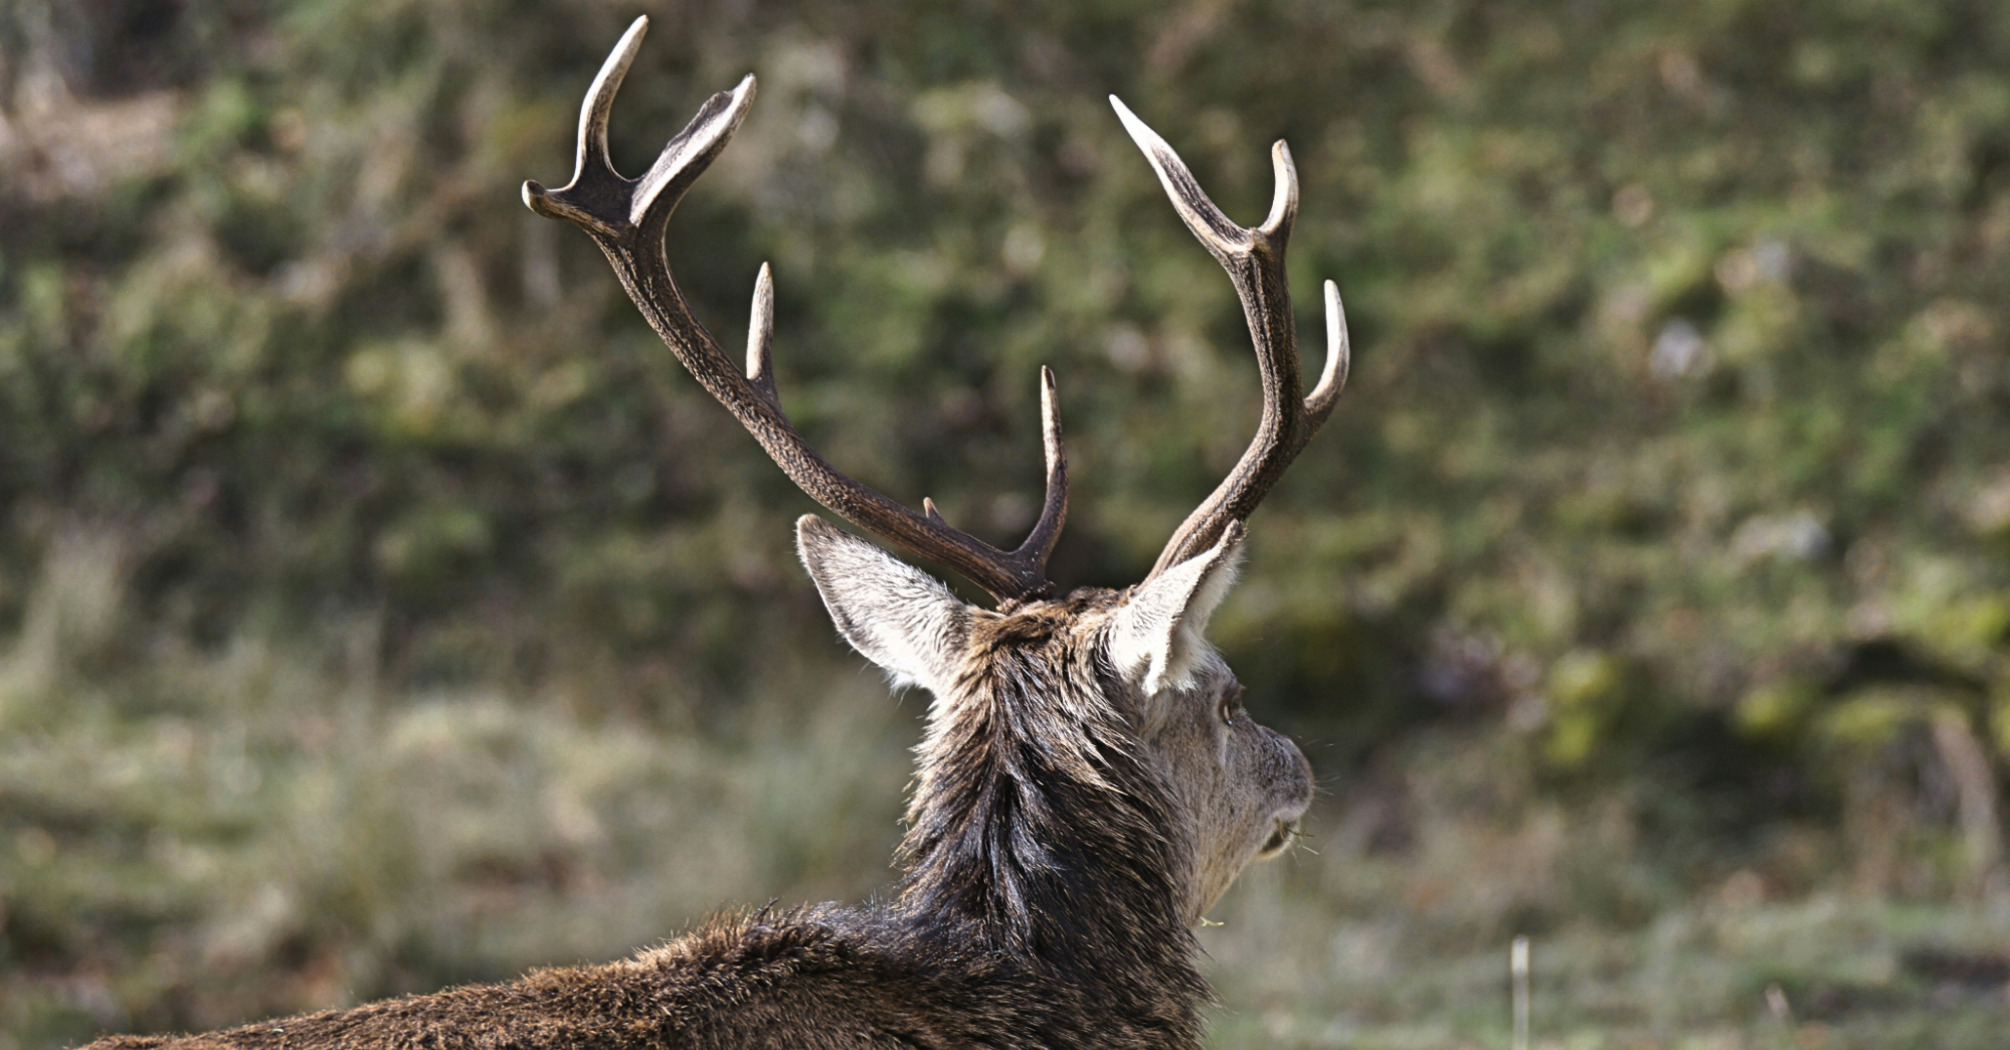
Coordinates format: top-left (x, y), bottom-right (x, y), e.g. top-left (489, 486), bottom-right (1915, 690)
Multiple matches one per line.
top-left (1109, 526), bottom-right (1245, 697)
top-left (795, 516), bottom-right (971, 693)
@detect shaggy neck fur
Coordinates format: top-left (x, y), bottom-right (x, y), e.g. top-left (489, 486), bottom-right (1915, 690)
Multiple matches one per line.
top-left (893, 592), bottom-right (1207, 1021)
top-left (80, 585), bottom-right (1232, 1050)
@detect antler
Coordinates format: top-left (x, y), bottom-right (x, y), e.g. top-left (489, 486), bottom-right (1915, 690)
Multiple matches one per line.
top-left (524, 18), bottom-right (1067, 602)
top-left (1109, 98), bottom-right (1349, 580)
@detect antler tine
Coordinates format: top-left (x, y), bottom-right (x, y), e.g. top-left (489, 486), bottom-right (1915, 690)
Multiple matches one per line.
top-left (1110, 96), bottom-right (1347, 580)
top-left (1307, 279), bottom-right (1351, 424)
top-left (525, 19), bottom-right (1069, 602)
top-left (1015, 365), bottom-right (1070, 568)
top-left (746, 262), bottom-right (778, 403)
top-left (521, 18), bottom-right (662, 238)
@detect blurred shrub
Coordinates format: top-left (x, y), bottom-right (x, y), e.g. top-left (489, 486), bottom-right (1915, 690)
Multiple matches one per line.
top-left (6, 0), bottom-right (2010, 1039)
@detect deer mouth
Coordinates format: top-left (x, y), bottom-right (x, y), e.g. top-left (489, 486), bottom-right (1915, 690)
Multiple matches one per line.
top-left (1257, 819), bottom-right (1296, 859)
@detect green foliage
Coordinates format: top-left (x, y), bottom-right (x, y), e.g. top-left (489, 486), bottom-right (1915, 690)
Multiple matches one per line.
top-left (7, 0), bottom-right (2010, 1043)
top-left (13, 0), bottom-right (2010, 729)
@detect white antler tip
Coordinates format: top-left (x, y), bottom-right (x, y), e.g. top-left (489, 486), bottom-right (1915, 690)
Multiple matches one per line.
top-left (577, 15), bottom-right (655, 175)
top-left (1108, 95), bottom-right (1155, 144)
top-left (1038, 365), bottom-right (1059, 429)
top-left (1261, 141), bottom-right (1298, 235)
top-left (608, 15), bottom-right (651, 75)
top-left (613, 15), bottom-right (650, 53)
top-left (1323, 279), bottom-right (1348, 347)
top-left (725, 73), bottom-right (759, 117)
top-left (1035, 365), bottom-right (1065, 479)
top-left (746, 262), bottom-right (776, 386)
top-left (1309, 278), bottom-right (1349, 410)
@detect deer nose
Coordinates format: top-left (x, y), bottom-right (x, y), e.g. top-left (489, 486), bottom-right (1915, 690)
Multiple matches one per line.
top-left (1268, 728), bottom-right (1315, 815)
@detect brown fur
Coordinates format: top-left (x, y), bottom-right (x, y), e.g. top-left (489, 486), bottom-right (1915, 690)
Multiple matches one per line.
top-left (78, 527), bottom-right (1311, 1050)
top-left (85, 906), bottom-right (1182, 1049)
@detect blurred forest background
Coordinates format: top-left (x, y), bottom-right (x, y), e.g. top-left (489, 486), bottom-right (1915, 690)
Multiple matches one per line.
top-left (6, 0), bottom-right (2010, 1046)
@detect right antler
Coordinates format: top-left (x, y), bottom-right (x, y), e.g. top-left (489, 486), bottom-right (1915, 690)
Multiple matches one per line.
top-left (1109, 98), bottom-right (1350, 581)
top-left (523, 18), bottom-right (1067, 602)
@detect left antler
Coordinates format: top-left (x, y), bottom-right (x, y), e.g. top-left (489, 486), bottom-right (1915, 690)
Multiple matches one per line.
top-left (524, 18), bottom-right (1068, 602)
top-left (1109, 97), bottom-right (1349, 580)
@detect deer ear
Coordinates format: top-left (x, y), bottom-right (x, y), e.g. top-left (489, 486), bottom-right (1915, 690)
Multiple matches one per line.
top-left (796, 515), bottom-right (971, 692)
top-left (1108, 521), bottom-right (1245, 696)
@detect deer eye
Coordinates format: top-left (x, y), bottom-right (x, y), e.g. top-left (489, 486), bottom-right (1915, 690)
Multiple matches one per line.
top-left (1218, 686), bottom-right (1244, 725)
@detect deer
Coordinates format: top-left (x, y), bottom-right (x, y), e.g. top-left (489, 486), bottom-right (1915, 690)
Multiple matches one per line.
top-left (81, 15), bottom-right (1348, 1050)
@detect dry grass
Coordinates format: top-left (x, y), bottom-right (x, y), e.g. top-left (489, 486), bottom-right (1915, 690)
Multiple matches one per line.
top-left (2, 534), bottom-right (2005, 1050)
top-left (1202, 849), bottom-right (2010, 1048)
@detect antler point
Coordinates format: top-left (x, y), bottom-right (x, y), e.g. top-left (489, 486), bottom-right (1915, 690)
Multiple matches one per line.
top-left (1037, 367), bottom-right (1063, 456)
top-left (746, 264), bottom-right (777, 389)
top-left (1109, 95), bottom-right (1152, 142)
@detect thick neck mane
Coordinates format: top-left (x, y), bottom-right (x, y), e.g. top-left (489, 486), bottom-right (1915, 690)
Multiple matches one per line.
top-left (893, 594), bottom-right (1200, 990)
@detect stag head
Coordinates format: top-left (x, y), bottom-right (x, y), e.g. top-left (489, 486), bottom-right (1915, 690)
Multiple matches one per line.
top-left (524, 16), bottom-right (1345, 940)
top-left (64, 21), bottom-right (1352, 1050)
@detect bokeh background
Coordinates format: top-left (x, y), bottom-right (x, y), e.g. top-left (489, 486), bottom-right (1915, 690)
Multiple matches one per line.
top-left (6, 0), bottom-right (2010, 1046)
